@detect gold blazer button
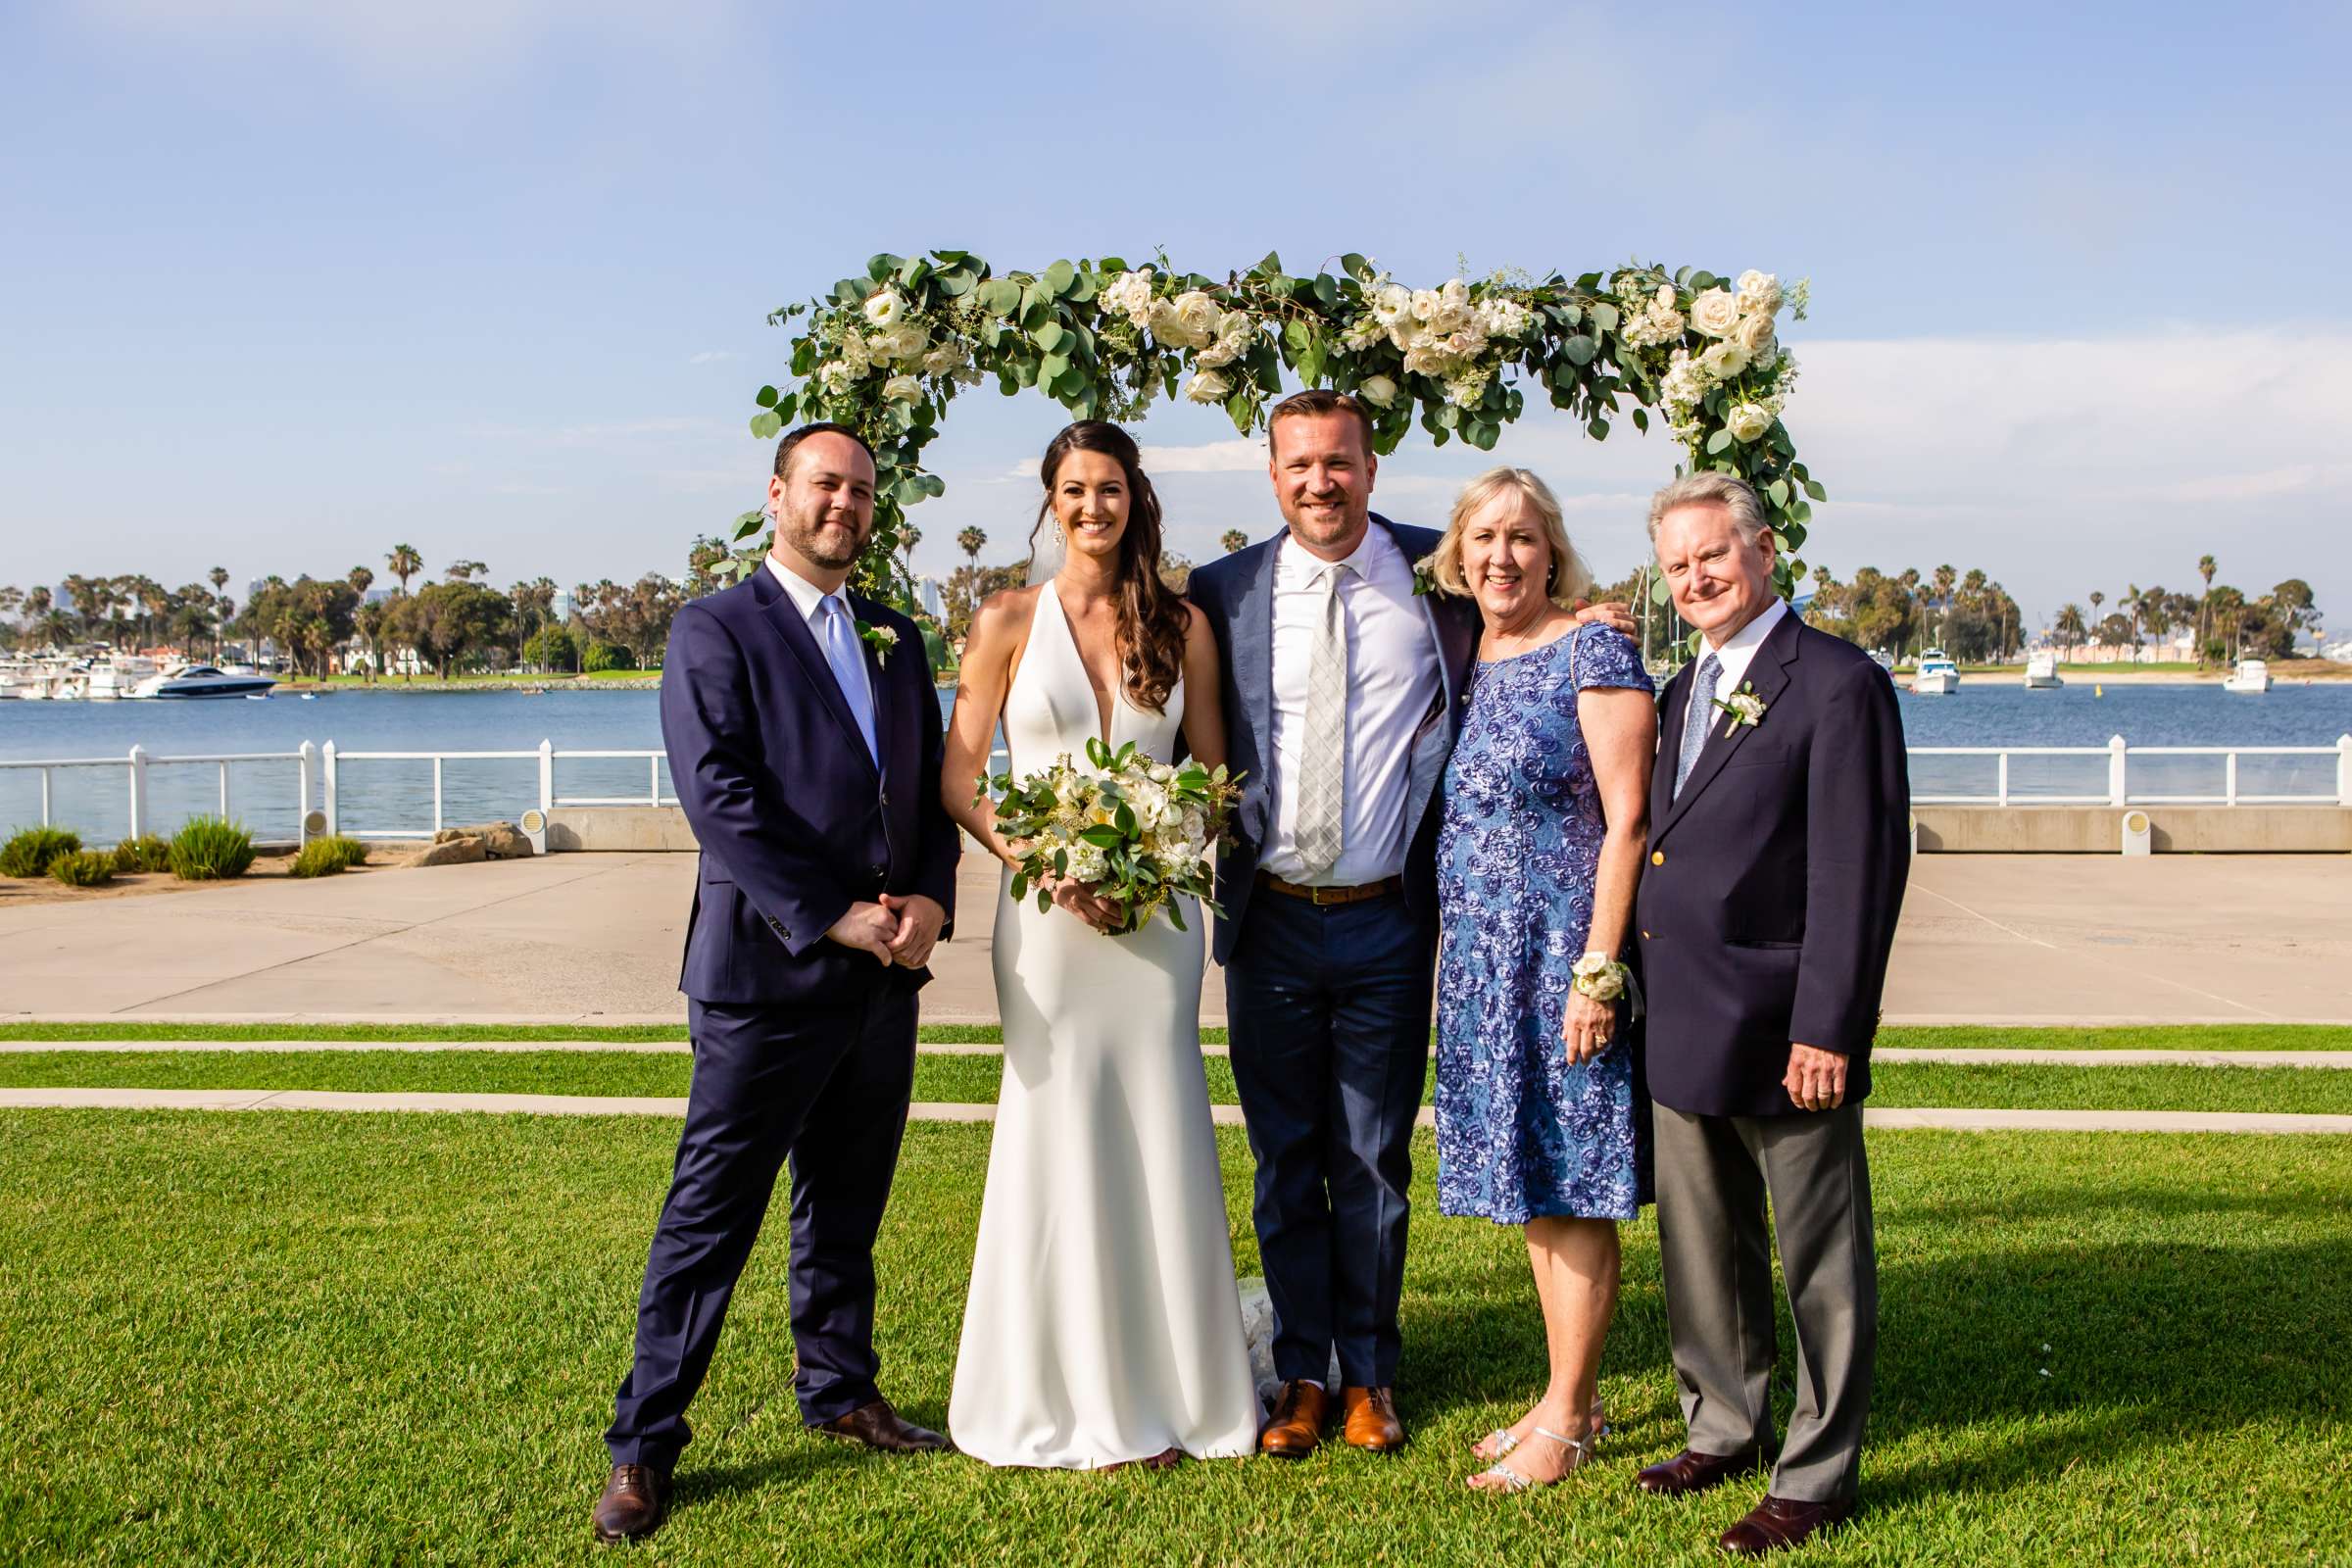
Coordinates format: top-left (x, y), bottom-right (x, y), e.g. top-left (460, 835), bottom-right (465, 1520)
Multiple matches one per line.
top-left (1650, 851), bottom-right (1665, 866)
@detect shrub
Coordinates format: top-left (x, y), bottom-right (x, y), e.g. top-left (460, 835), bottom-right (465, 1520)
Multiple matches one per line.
top-left (48, 850), bottom-right (117, 888)
top-left (582, 641), bottom-right (635, 673)
top-left (170, 816), bottom-right (256, 881)
top-left (289, 835), bottom-right (368, 878)
top-left (0, 826), bottom-right (81, 878)
top-left (111, 834), bottom-right (172, 873)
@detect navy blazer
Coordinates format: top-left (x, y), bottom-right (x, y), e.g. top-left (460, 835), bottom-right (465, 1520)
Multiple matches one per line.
top-left (1186, 514), bottom-right (1481, 965)
top-left (1634, 611), bottom-right (1910, 1117)
top-left (659, 567), bottom-right (960, 1005)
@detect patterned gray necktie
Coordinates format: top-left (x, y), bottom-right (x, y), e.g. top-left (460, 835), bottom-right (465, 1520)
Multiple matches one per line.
top-left (1295, 561), bottom-right (1354, 875)
top-left (1673, 652), bottom-right (1721, 799)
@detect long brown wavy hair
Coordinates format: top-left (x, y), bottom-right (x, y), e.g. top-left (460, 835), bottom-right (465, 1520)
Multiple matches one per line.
top-left (1034, 421), bottom-right (1189, 714)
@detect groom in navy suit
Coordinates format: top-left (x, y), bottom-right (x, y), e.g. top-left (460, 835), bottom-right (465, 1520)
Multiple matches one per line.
top-left (1189, 391), bottom-right (1626, 1458)
top-left (594, 424), bottom-right (961, 1544)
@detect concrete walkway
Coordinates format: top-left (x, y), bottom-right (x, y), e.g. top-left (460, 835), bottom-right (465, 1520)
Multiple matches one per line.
top-left (4, 848), bottom-right (2349, 1026)
top-left (4, 1086), bottom-right (2348, 1134)
top-left (3, 1041), bottom-right (2347, 1066)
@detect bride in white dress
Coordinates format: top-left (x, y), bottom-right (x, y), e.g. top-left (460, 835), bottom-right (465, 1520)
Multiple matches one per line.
top-left (940, 421), bottom-right (1262, 1469)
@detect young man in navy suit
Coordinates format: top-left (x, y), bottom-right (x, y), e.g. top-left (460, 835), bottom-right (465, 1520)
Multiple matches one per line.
top-left (1630, 472), bottom-right (1909, 1556)
top-left (595, 424), bottom-right (960, 1544)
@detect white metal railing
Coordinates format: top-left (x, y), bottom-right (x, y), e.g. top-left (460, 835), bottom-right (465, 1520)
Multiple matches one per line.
top-left (1908, 735), bottom-right (2352, 807)
top-left (8, 733), bottom-right (2347, 847)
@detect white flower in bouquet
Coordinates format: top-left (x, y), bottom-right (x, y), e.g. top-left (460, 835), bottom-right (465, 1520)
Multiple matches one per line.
top-left (1185, 369), bottom-right (1234, 404)
top-left (1408, 287), bottom-right (1444, 325)
top-left (1099, 268), bottom-right (1157, 327)
top-left (1660, 349), bottom-right (1710, 411)
top-left (1699, 339), bottom-right (1751, 380)
top-left (1339, 315), bottom-right (1387, 352)
top-left (1195, 311), bottom-right (1255, 369)
top-left (818, 361), bottom-right (855, 394)
top-left (1170, 290), bottom-right (1223, 348)
top-left (920, 342), bottom-right (968, 378)
top-left (834, 329), bottom-right (873, 377)
top-left (1690, 287), bottom-right (1741, 338)
top-left (1735, 270), bottom-right (1783, 318)
top-left (862, 290), bottom-right (906, 327)
top-left (882, 373), bottom-right (923, 403)
top-left (1475, 295), bottom-right (1535, 341)
top-left (1444, 368), bottom-right (1491, 409)
top-left (1358, 372), bottom-right (1400, 408)
top-left (1727, 402), bottom-right (1775, 442)
top-left (1065, 841), bottom-right (1109, 884)
top-left (1369, 282), bottom-right (1412, 322)
top-left (1623, 285), bottom-right (1687, 349)
top-left (1733, 311), bottom-right (1778, 362)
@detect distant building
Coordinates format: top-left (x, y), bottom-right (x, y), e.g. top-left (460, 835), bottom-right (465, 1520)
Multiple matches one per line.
top-left (914, 576), bottom-right (946, 620)
top-left (551, 586), bottom-right (578, 622)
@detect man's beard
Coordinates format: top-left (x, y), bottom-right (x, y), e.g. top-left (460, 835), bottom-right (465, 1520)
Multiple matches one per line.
top-left (781, 505), bottom-right (867, 569)
top-left (1282, 491), bottom-right (1362, 544)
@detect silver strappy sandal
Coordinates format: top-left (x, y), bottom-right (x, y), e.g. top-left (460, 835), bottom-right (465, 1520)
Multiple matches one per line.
top-left (1470, 1423), bottom-right (1597, 1494)
top-left (1472, 1401), bottom-right (1607, 1463)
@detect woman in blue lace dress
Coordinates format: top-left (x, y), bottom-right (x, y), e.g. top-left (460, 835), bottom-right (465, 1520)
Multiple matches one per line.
top-left (1430, 467), bottom-right (1657, 1495)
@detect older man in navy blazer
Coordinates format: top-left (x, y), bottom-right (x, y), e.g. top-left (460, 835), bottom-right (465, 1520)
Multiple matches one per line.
top-left (1631, 472), bottom-right (1909, 1556)
top-left (594, 423), bottom-right (960, 1544)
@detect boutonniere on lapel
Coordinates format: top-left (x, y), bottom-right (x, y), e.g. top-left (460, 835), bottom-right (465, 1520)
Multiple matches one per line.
top-left (1711, 680), bottom-right (1767, 737)
top-left (1410, 553), bottom-right (1437, 597)
top-left (855, 620), bottom-right (899, 660)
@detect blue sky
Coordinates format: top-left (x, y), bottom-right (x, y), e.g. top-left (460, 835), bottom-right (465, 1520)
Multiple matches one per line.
top-left (4, 1), bottom-right (2347, 633)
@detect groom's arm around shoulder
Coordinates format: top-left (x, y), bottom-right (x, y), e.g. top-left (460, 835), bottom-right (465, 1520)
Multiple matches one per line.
top-left (659, 595), bottom-right (855, 957)
top-left (1790, 637), bottom-right (1911, 1060)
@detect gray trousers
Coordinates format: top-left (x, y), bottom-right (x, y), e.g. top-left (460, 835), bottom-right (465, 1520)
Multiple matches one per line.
top-left (1653, 1102), bottom-right (1876, 1503)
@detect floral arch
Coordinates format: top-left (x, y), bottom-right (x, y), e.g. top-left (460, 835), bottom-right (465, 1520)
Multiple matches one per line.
top-left (725, 251), bottom-right (1827, 622)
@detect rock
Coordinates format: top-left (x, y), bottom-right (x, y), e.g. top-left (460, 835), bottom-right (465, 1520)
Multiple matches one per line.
top-left (404, 836), bottom-right (487, 868)
top-left (440, 821), bottom-right (534, 859)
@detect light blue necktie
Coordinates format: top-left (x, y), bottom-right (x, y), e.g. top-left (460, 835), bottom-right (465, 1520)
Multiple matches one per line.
top-left (816, 595), bottom-right (879, 764)
top-left (1673, 652), bottom-right (1721, 799)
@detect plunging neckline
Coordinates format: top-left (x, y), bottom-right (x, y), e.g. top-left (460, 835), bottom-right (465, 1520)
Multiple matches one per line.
top-left (1047, 578), bottom-right (1122, 750)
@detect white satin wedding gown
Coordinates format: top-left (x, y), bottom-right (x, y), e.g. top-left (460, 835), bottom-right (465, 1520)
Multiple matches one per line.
top-left (948, 583), bottom-right (1262, 1468)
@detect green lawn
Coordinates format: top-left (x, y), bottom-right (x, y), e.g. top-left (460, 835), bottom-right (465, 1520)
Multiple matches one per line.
top-left (1, 1114), bottom-right (2344, 1564)
top-left (8, 1051), bottom-right (2352, 1114)
top-left (0, 1021), bottom-right (2344, 1052)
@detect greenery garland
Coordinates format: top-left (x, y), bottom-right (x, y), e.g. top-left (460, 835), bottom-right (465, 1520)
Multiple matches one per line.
top-left (726, 251), bottom-right (1828, 619)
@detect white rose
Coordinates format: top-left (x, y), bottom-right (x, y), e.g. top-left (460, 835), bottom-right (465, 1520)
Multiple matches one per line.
top-left (1654, 283), bottom-right (1679, 309)
top-left (862, 290), bottom-right (905, 327)
top-left (920, 343), bottom-right (964, 377)
top-left (1698, 339), bottom-right (1750, 379)
top-left (1145, 298), bottom-right (1186, 344)
top-left (1726, 402), bottom-right (1774, 442)
top-left (1690, 288), bottom-right (1741, 338)
top-left (1195, 310), bottom-right (1255, 369)
top-left (1171, 290), bottom-right (1223, 348)
top-left (1733, 311), bottom-right (1777, 361)
top-left (1735, 270), bottom-right (1783, 317)
top-left (882, 374), bottom-right (923, 403)
top-left (1409, 287), bottom-right (1443, 322)
top-left (1184, 369), bottom-right (1234, 404)
top-left (1358, 372), bottom-right (1399, 408)
top-left (870, 322), bottom-right (925, 363)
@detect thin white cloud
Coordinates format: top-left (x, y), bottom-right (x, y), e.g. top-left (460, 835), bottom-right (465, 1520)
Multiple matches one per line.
top-left (688, 350), bottom-right (744, 365)
top-left (1138, 437), bottom-right (1266, 473)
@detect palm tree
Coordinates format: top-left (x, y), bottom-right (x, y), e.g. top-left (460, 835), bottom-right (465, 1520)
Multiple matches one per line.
top-left (1220, 529), bottom-right (1250, 555)
top-left (386, 544), bottom-right (422, 595)
top-left (349, 565), bottom-right (374, 600)
top-left (444, 560), bottom-right (487, 583)
top-left (956, 526), bottom-right (987, 620)
top-left (2196, 553), bottom-right (2218, 666)
top-left (2055, 603), bottom-right (2086, 650)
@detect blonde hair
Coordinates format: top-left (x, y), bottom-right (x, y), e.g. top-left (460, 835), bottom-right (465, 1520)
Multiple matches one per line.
top-left (1429, 466), bottom-right (1592, 606)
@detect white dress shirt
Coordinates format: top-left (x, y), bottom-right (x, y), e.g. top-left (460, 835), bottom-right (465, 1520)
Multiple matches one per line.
top-left (1260, 524), bottom-right (1441, 885)
top-left (1684, 595), bottom-right (1788, 734)
top-left (765, 554), bottom-right (876, 728)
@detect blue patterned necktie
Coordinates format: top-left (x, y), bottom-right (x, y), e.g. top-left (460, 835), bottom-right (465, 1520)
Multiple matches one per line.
top-left (1673, 652), bottom-right (1721, 799)
top-left (817, 595), bottom-right (879, 764)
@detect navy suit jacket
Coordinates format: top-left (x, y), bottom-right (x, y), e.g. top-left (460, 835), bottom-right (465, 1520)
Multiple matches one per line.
top-left (659, 567), bottom-right (960, 1006)
top-left (1634, 611), bottom-right (1910, 1117)
top-left (1186, 514), bottom-right (1481, 966)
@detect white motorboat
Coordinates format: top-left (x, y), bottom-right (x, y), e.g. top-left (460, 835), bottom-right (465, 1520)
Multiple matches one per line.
top-left (1912, 650), bottom-right (1961, 695)
top-left (2223, 657), bottom-right (2272, 695)
top-left (2024, 649), bottom-right (2064, 689)
top-left (131, 663), bottom-right (279, 700)
top-left (1869, 649), bottom-right (1896, 676)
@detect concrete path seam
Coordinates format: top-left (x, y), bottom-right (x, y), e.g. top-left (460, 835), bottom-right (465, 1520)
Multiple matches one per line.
top-left (2, 1088), bottom-right (2349, 1134)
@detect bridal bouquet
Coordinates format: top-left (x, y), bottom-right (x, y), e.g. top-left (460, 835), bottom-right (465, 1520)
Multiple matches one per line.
top-left (982, 737), bottom-right (1242, 935)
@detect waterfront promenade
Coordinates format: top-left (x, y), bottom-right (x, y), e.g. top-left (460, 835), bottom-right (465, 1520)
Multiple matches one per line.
top-left (3, 846), bottom-right (2347, 1024)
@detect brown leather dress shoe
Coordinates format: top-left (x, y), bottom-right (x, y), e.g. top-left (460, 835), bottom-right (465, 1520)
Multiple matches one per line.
top-left (1719, 1494), bottom-right (1856, 1554)
top-left (1341, 1387), bottom-right (1406, 1452)
top-left (1258, 1379), bottom-right (1332, 1458)
top-left (1634, 1447), bottom-right (1766, 1497)
top-left (812, 1397), bottom-right (954, 1453)
top-left (591, 1462), bottom-right (671, 1544)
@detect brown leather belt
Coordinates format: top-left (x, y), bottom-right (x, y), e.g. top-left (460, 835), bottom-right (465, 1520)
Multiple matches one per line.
top-left (1255, 869), bottom-right (1404, 906)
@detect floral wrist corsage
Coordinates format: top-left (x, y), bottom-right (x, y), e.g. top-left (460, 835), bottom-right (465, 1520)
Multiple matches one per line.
top-left (1571, 953), bottom-right (1630, 1003)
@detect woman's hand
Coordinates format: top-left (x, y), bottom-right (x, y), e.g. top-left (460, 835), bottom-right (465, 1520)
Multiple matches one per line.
top-left (1045, 874), bottom-right (1124, 932)
top-left (1563, 989), bottom-right (1617, 1065)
